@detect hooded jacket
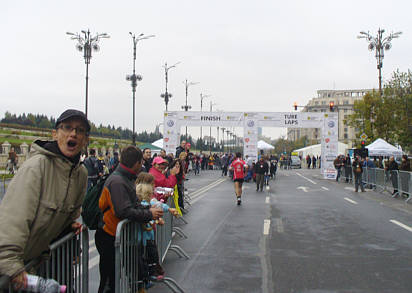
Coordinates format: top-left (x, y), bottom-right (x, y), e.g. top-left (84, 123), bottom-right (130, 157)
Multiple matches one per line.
top-left (0, 141), bottom-right (87, 277)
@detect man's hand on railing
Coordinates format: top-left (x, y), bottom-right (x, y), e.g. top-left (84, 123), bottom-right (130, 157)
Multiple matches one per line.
top-left (168, 208), bottom-right (179, 217)
top-left (71, 222), bottom-right (83, 235)
top-left (12, 271), bottom-right (27, 290)
top-left (150, 207), bottom-right (164, 220)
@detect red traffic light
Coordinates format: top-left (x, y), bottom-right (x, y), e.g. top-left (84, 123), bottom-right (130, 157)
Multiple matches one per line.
top-left (329, 101), bottom-right (334, 111)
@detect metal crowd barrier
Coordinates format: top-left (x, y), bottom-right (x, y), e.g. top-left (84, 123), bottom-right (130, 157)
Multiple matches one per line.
top-left (0, 228), bottom-right (89, 293)
top-left (115, 195), bottom-right (189, 293)
top-left (339, 166), bottom-right (411, 203)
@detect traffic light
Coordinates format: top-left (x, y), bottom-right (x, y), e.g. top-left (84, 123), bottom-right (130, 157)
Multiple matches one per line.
top-left (293, 102), bottom-right (298, 111)
top-left (361, 140), bottom-right (366, 148)
top-left (329, 101), bottom-right (334, 112)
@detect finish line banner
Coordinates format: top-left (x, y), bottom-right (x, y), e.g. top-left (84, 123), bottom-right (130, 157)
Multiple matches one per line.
top-left (175, 111), bottom-right (244, 127)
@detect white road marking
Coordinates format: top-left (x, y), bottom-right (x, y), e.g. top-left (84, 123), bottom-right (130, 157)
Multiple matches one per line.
top-left (191, 178), bottom-right (226, 198)
top-left (321, 186), bottom-right (329, 191)
top-left (276, 218), bottom-right (284, 233)
top-left (295, 172), bottom-right (317, 184)
top-left (89, 255), bottom-right (99, 269)
top-left (345, 187), bottom-right (355, 191)
top-left (266, 185), bottom-right (270, 191)
top-left (344, 197), bottom-right (358, 205)
top-left (297, 186), bottom-right (309, 193)
top-left (390, 220), bottom-right (412, 232)
top-left (263, 219), bottom-right (271, 235)
top-left (191, 178), bottom-right (227, 204)
top-left (265, 196), bottom-right (270, 204)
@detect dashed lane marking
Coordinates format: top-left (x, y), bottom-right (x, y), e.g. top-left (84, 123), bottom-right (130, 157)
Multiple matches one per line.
top-left (265, 196), bottom-right (270, 204)
top-left (275, 218), bottom-right (284, 233)
top-left (321, 186), bottom-right (329, 191)
top-left (295, 172), bottom-right (317, 184)
top-left (390, 220), bottom-right (412, 232)
top-left (344, 197), bottom-right (358, 205)
top-left (263, 219), bottom-right (271, 235)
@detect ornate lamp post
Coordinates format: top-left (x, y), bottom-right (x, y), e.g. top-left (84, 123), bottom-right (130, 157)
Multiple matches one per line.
top-left (357, 29), bottom-right (402, 95)
top-left (66, 30), bottom-right (110, 119)
top-left (181, 80), bottom-right (199, 140)
top-left (161, 62), bottom-right (180, 111)
top-left (126, 33), bottom-right (154, 145)
top-left (221, 127), bottom-right (226, 153)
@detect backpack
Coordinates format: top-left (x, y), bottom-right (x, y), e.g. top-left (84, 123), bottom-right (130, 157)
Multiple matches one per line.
top-left (81, 171), bottom-right (118, 230)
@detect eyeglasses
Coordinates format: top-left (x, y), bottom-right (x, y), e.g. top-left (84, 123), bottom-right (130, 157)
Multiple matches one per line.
top-left (58, 124), bottom-right (88, 136)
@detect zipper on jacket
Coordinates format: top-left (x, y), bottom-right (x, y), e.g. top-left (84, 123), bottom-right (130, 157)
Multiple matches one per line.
top-left (62, 164), bottom-right (76, 209)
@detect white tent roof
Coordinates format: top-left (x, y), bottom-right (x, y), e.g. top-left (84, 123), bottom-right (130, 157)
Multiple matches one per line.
top-left (365, 138), bottom-right (403, 157)
top-left (294, 142), bottom-right (348, 157)
top-left (152, 138), bottom-right (163, 149)
top-left (257, 140), bottom-right (274, 150)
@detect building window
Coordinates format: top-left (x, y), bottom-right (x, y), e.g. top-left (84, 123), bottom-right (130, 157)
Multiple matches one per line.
top-left (321, 109), bottom-right (326, 112)
top-left (344, 128), bottom-right (348, 132)
top-left (315, 101), bottom-right (319, 105)
top-left (321, 101), bottom-right (326, 105)
top-left (344, 100), bottom-right (349, 105)
top-left (344, 133), bottom-right (348, 139)
top-left (344, 109), bottom-right (348, 113)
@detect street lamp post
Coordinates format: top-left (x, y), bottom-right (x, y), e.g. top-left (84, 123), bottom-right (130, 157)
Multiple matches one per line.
top-left (66, 30), bottom-right (110, 119)
top-left (126, 33), bottom-right (154, 145)
top-left (209, 101), bottom-right (217, 153)
top-left (200, 93), bottom-right (210, 151)
top-left (181, 80), bottom-right (199, 140)
top-left (221, 127), bottom-right (226, 153)
top-left (226, 130), bottom-right (230, 153)
top-left (161, 62), bottom-right (180, 111)
top-left (357, 29), bottom-right (402, 95)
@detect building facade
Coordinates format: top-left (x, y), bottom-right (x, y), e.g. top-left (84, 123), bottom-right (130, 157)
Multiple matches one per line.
top-left (287, 89), bottom-right (373, 148)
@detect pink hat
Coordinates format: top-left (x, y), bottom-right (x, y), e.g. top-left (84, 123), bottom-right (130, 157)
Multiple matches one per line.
top-left (152, 156), bottom-right (168, 165)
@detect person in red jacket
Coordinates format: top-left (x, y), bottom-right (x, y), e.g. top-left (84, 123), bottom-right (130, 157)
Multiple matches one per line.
top-left (149, 157), bottom-right (180, 200)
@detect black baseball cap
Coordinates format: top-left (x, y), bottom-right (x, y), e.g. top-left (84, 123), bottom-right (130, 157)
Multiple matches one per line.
top-left (55, 109), bottom-right (91, 132)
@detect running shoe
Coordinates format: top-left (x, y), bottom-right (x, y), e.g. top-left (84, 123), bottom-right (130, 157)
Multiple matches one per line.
top-left (237, 197), bottom-right (241, 205)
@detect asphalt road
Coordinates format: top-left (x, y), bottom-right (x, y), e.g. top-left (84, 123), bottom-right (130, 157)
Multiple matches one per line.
top-left (147, 168), bottom-right (411, 293)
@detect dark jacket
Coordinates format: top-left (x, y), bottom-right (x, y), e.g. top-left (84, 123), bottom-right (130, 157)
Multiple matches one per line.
top-left (255, 161), bottom-right (269, 175)
top-left (387, 160), bottom-right (399, 171)
top-left (175, 146), bottom-right (185, 158)
top-left (84, 156), bottom-right (102, 178)
top-left (400, 160), bottom-right (411, 171)
top-left (143, 158), bottom-right (152, 172)
top-left (352, 160), bottom-right (363, 174)
top-left (99, 164), bottom-right (152, 237)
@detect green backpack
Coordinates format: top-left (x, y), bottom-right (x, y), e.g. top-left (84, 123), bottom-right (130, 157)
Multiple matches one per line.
top-left (81, 171), bottom-right (118, 230)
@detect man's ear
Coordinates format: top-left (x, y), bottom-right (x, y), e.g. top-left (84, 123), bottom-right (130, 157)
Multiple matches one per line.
top-left (52, 129), bottom-right (57, 140)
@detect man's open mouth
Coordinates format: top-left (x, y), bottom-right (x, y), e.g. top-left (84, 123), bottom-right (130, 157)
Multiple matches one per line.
top-left (67, 140), bottom-right (77, 148)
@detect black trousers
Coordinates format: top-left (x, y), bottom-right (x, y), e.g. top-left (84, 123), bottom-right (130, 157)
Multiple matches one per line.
top-left (95, 228), bottom-right (115, 293)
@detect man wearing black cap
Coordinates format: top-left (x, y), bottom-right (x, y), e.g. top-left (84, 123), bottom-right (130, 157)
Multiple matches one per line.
top-left (0, 109), bottom-right (90, 289)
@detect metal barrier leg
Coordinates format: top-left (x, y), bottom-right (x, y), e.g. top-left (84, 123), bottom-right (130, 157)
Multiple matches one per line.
top-left (172, 227), bottom-right (188, 239)
top-left (177, 216), bottom-right (188, 224)
top-left (169, 245), bottom-right (190, 259)
top-left (159, 277), bottom-right (186, 293)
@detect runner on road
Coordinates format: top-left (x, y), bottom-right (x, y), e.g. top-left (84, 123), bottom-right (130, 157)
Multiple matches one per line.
top-left (229, 152), bottom-right (248, 205)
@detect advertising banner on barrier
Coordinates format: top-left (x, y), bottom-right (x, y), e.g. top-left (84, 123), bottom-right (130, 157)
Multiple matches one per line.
top-left (163, 112), bottom-right (179, 155)
top-left (321, 113), bottom-right (338, 179)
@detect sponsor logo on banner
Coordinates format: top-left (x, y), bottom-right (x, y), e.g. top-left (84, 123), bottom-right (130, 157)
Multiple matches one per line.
top-left (164, 138), bottom-right (169, 142)
top-left (247, 120), bottom-right (255, 127)
top-left (328, 121), bottom-right (335, 128)
top-left (325, 138), bottom-right (330, 143)
top-left (167, 120), bottom-right (175, 127)
top-left (245, 138), bottom-right (250, 143)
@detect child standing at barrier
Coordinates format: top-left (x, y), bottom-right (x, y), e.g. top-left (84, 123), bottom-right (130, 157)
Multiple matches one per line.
top-left (136, 173), bottom-right (179, 281)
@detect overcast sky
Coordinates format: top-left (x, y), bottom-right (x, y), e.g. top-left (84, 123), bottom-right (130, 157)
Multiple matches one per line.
top-left (1, 0), bottom-right (411, 139)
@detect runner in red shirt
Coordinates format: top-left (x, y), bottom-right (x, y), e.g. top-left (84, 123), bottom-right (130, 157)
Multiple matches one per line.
top-left (229, 152), bottom-right (248, 205)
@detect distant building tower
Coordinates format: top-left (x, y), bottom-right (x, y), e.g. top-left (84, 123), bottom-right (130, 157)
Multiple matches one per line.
top-left (287, 89), bottom-right (373, 148)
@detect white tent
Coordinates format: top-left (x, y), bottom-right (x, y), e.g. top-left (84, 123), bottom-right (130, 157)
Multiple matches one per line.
top-left (257, 140), bottom-right (275, 150)
top-left (152, 138), bottom-right (163, 149)
top-left (366, 138), bottom-right (403, 157)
